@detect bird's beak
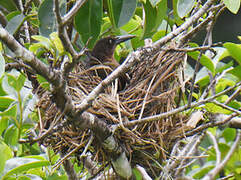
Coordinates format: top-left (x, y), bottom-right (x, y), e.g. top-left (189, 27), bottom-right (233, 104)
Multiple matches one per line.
top-left (115, 35), bottom-right (136, 45)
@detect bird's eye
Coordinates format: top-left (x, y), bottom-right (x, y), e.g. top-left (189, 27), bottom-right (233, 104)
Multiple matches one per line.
top-left (108, 39), bottom-right (113, 44)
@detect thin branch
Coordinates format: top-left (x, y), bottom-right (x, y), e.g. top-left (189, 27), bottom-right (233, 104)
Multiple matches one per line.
top-left (207, 131), bottom-right (221, 165)
top-left (153, 0), bottom-right (217, 49)
top-left (62, 0), bottom-right (88, 25)
top-left (54, 0), bottom-right (78, 58)
top-left (0, 10), bottom-right (7, 27)
top-left (203, 130), bottom-right (241, 180)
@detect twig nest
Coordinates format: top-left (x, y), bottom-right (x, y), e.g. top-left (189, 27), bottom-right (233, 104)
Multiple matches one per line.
top-left (37, 42), bottom-right (188, 171)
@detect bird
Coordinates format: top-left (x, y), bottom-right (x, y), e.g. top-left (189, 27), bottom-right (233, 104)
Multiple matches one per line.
top-left (87, 35), bottom-right (135, 90)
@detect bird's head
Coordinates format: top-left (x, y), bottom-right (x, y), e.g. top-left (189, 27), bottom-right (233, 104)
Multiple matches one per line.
top-left (91, 35), bottom-right (135, 62)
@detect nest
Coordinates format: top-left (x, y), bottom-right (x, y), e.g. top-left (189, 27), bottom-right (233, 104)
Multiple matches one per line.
top-left (37, 42), bottom-right (188, 173)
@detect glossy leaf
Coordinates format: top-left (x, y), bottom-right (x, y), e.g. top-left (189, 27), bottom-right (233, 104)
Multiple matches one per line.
top-left (223, 128), bottom-right (236, 142)
top-left (0, 104), bottom-right (17, 118)
top-left (6, 14), bottom-right (25, 35)
top-left (188, 43), bottom-right (215, 74)
top-left (204, 103), bottom-right (231, 114)
top-left (223, 42), bottom-right (241, 66)
top-left (228, 65), bottom-right (241, 80)
top-left (0, 96), bottom-right (15, 111)
top-left (0, 52), bottom-right (4, 78)
top-left (38, 0), bottom-right (66, 37)
top-left (0, 141), bottom-right (13, 174)
top-left (149, 0), bottom-right (161, 7)
top-left (142, 0), bottom-right (167, 39)
top-left (0, 117), bottom-right (9, 135)
top-left (16, 73), bottom-right (26, 92)
top-left (2, 157), bottom-right (50, 178)
top-left (50, 32), bottom-right (65, 54)
top-left (177, 0), bottom-right (195, 18)
top-left (223, 0), bottom-right (240, 14)
top-left (31, 35), bottom-right (54, 50)
top-left (4, 124), bottom-right (18, 147)
top-left (75, 0), bottom-right (103, 48)
top-left (107, 0), bottom-right (137, 28)
top-left (0, 0), bottom-right (17, 12)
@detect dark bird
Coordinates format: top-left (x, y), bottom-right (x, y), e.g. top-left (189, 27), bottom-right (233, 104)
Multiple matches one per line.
top-left (88, 35), bottom-right (135, 90)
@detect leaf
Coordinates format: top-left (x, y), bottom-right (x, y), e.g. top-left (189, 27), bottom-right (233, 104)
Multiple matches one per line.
top-left (4, 124), bottom-right (18, 147)
top-left (188, 43), bottom-right (215, 74)
top-left (107, 0), bottom-right (137, 28)
top-left (228, 65), bottom-right (241, 80)
top-left (0, 104), bottom-right (17, 118)
top-left (177, 0), bottom-right (195, 18)
top-left (142, 0), bottom-right (167, 39)
top-left (0, 117), bottom-right (9, 135)
top-left (223, 0), bottom-right (240, 14)
top-left (0, 141), bottom-right (13, 174)
top-left (38, 0), bottom-right (66, 37)
top-left (6, 14), bottom-right (25, 35)
top-left (204, 103), bottom-right (231, 114)
top-left (223, 42), bottom-right (241, 66)
top-left (74, 0), bottom-right (103, 48)
top-left (2, 157), bottom-right (50, 178)
top-left (0, 0), bottom-right (17, 12)
top-left (0, 52), bottom-right (5, 78)
top-left (36, 75), bottom-right (50, 91)
top-left (31, 35), bottom-right (54, 51)
top-left (223, 128), bottom-right (236, 142)
top-left (0, 96), bottom-right (15, 111)
top-left (16, 73), bottom-right (26, 92)
top-left (50, 32), bottom-right (64, 54)
top-left (149, 0), bottom-right (161, 7)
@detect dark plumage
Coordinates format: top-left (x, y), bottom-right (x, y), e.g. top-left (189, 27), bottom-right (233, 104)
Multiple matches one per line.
top-left (89, 35), bottom-right (135, 90)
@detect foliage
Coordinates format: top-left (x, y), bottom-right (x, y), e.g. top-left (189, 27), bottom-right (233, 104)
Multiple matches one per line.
top-left (0, 0), bottom-right (240, 179)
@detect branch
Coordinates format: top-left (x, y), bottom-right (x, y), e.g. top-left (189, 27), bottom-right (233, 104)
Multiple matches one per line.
top-left (0, 26), bottom-right (132, 178)
top-left (62, 0), bottom-right (88, 25)
top-left (153, 0), bottom-right (217, 49)
top-left (203, 130), bottom-right (241, 180)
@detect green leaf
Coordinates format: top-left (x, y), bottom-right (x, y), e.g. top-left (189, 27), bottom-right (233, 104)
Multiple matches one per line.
top-left (149, 0), bottom-right (161, 7)
top-left (204, 103), bottom-right (231, 114)
top-left (223, 0), bottom-right (240, 14)
top-left (223, 42), bottom-right (241, 66)
top-left (215, 78), bottom-right (235, 93)
top-left (0, 117), bottom-right (9, 135)
top-left (16, 73), bottom-right (26, 92)
top-left (215, 61), bottom-right (233, 74)
top-left (223, 128), bottom-right (236, 142)
top-left (50, 32), bottom-right (64, 54)
top-left (31, 35), bottom-right (54, 51)
top-left (74, 0), bottom-right (103, 48)
top-left (107, 0), bottom-right (137, 28)
top-left (0, 96), bottom-right (15, 111)
top-left (4, 124), bottom-right (18, 147)
top-left (0, 141), bottom-right (13, 174)
top-left (188, 161), bottom-right (215, 179)
top-left (36, 75), bottom-right (50, 91)
top-left (0, 104), bottom-right (17, 118)
top-left (0, 0), bottom-right (17, 12)
top-left (38, 0), bottom-right (66, 37)
top-left (2, 157), bottom-right (50, 178)
top-left (142, 0), bottom-right (167, 39)
top-left (228, 65), bottom-right (241, 80)
top-left (188, 43), bottom-right (215, 74)
top-left (0, 53), bottom-right (4, 79)
top-left (6, 14), bottom-right (25, 35)
top-left (177, 0), bottom-right (195, 18)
